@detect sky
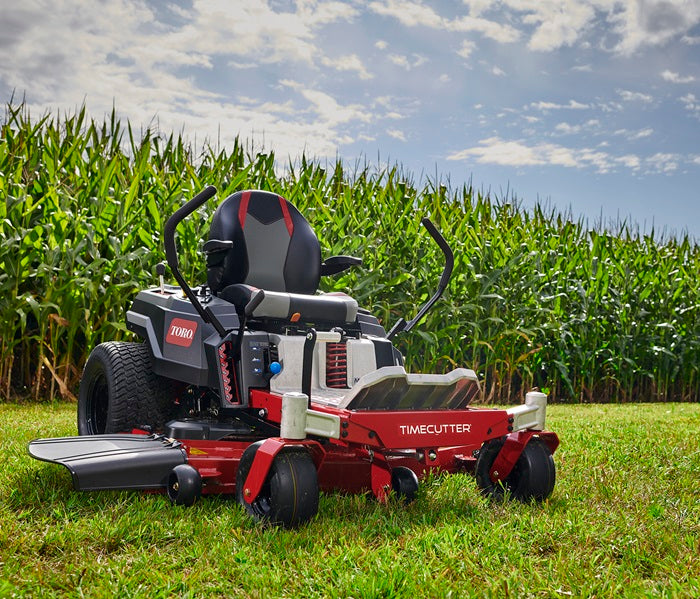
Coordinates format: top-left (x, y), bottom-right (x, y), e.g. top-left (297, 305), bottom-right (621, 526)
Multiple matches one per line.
top-left (2, 0), bottom-right (700, 239)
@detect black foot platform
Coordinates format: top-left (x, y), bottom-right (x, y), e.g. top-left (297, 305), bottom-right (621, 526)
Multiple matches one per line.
top-left (28, 435), bottom-right (187, 491)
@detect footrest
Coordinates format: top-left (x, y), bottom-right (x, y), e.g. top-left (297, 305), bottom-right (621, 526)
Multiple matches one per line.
top-left (28, 434), bottom-right (187, 491)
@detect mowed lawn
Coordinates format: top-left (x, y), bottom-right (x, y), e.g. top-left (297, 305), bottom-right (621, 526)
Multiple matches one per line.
top-left (1, 402), bottom-right (698, 598)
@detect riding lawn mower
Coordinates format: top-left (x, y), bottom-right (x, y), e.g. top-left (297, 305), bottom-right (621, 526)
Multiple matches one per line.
top-left (29, 186), bottom-right (559, 528)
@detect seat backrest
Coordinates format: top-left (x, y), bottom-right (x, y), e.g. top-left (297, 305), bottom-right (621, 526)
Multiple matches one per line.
top-left (206, 190), bottom-right (321, 295)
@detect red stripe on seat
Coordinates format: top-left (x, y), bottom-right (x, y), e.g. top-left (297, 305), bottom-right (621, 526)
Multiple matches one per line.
top-left (279, 196), bottom-right (294, 236)
top-left (239, 191), bottom-right (251, 229)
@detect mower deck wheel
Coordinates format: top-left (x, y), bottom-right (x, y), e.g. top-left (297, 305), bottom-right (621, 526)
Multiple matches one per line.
top-left (167, 464), bottom-right (202, 506)
top-left (236, 441), bottom-right (319, 528)
top-left (475, 436), bottom-right (555, 502)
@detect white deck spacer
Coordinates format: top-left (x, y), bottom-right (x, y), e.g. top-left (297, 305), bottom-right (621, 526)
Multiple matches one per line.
top-left (280, 392), bottom-right (309, 439)
top-left (506, 391), bottom-right (548, 431)
top-left (279, 391), bottom-right (341, 440)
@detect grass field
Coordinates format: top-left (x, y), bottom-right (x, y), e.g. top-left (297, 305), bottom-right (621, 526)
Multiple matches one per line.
top-left (1, 402), bottom-right (698, 598)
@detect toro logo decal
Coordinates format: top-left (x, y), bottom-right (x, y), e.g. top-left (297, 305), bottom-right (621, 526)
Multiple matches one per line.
top-left (166, 318), bottom-right (198, 347)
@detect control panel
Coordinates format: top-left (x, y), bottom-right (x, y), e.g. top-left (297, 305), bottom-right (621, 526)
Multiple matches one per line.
top-left (238, 333), bottom-right (278, 396)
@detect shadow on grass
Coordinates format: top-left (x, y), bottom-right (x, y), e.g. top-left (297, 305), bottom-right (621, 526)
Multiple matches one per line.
top-left (8, 460), bottom-right (563, 539)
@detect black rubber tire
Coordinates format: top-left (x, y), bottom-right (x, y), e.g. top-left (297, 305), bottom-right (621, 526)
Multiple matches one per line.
top-left (475, 437), bottom-right (556, 502)
top-left (236, 441), bottom-right (319, 528)
top-left (391, 466), bottom-right (420, 502)
top-left (77, 342), bottom-right (176, 435)
top-left (167, 464), bottom-right (202, 506)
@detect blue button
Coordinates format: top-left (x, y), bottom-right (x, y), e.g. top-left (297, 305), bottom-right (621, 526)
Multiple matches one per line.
top-left (269, 361), bottom-right (282, 375)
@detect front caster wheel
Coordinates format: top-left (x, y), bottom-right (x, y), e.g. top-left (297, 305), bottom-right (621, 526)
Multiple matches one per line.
top-left (391, 466), bottom-right (419, 502)
top-left (236, 441), bottom-right (319, 528)
top-left (476, 437), bottom-right (555, 502)
top-left (167, 464), bottom-right (202, 506)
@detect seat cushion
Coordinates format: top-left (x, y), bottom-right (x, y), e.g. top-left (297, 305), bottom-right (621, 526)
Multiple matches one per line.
top-left (219, 284), bottom-right (358, 324)
top-left (207, 190), bottom-right (321, 294)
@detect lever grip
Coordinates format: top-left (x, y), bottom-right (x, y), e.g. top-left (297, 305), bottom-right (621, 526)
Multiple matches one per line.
top-left (161, 185), bottom-right (227, 337)
top-left (387, 218), bottom-right (455, 339)
top-left (164, 185), bottom-right (217, 270)
top-left (421, 217), bottom-right (454, 289)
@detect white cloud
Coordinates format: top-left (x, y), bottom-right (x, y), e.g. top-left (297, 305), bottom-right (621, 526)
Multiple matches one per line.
top-left (568, 100), bottom-right (589, 110)
top-left (610, 0), bottom-right (700, 56)
top-left (661, 69), bottom-right (695, 83)
top-left (680, 93), bottom-right (700, 117)
top-left (618, 154), bottom-right (641, 170)
top-left (228, 61), bottom-right (259, 69)
top-left (166, 0), bottom-right (357, 66)
top-left (492, 66), bottom-right (505, 76)
top-left (457, 40), bottom-right (477, 59)
top-left (447, 136), bottom-right (686, 174)
top-left (448, 137), bottom-right (556, 167)
top-left (634, 128), bottom-right (653, 139)
top-left (321, 54), bottom-right (374, 79)
top-left (618, 89), bottom-right (654, 103)
top-left (387, 128), bottom-right (407, 141)
top-left (375, 40), bottom-right (388, 50)
top-left (372, 95), bottom-right (420, 121)
top-left (505, 0), bottom-right (596, 52)
top-left (368, 0), bottom-right (443, 28)
top-left (448, 14), bottom-right (520, 43)
top-left (388, 53), bottom-right (428, 70)
top-left (388, 54), bottom-right (410, 69)
top-left (614, 127), bottom-right (654, 140)
top-left (647, 152), bottom-right (679, 173)
top-left (280, 80), bottom-right (371, 126)
top-left (368, 0), bottom-right (519, 42)
top-left (529, 100), bottom-right (590, 111)
top-left (438, 73), bottom-right (450, 82)
top-left (555, 119), bottom-right (601, 135)
top-left (555, 122), bottom-right (582, 135)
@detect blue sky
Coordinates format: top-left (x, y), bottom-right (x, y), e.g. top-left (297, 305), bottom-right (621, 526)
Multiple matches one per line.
top-left (2, 0), bottom-right (700, 238)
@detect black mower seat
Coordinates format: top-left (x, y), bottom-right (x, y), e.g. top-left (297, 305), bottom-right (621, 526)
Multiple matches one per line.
top-left (220, 284), bottom-right (358, 323)
top-left (205, 190), bottom-right (361, 324)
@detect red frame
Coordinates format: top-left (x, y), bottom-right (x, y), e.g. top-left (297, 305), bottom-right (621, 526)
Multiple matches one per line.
top-left (180, 389), bottom-right (559, 503)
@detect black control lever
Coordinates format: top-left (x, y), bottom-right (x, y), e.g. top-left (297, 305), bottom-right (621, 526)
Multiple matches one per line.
top-left (163, 186), bottom-right (227, 336)
top-left (387, 217), bottom-right (454, 340)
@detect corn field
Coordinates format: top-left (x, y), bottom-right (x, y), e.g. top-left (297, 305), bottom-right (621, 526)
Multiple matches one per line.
top-left (1, 102), bottom-right (698, 403)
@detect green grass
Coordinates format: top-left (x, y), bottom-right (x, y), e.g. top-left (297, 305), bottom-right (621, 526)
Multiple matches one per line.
top-left (1, 402), bottom-right (698, 597)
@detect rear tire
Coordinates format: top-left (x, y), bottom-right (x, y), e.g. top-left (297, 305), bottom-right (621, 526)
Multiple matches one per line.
top-left (476, 437), bottom-right (555, 502)
top-left (236, 441), bottom-right (319, 528)
top-left (77, 342), bottom-right (176, 435)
